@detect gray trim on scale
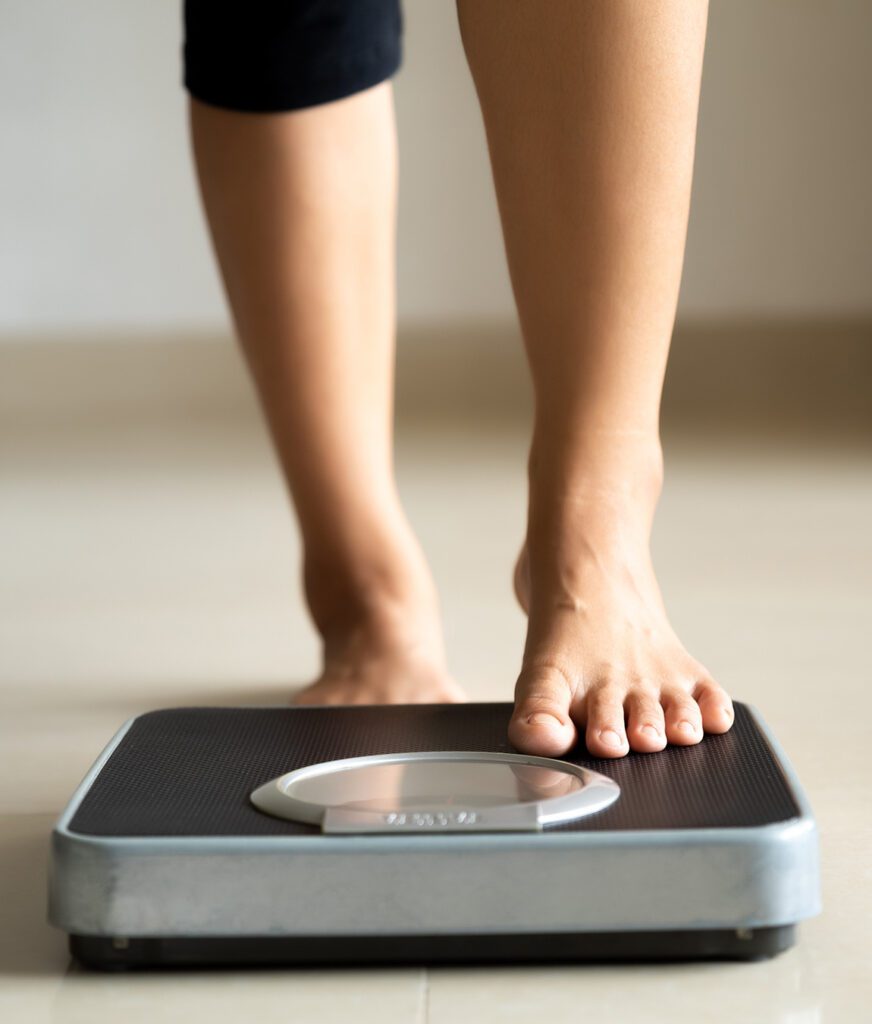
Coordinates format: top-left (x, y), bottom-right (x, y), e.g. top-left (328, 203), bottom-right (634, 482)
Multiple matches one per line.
top-left (47, 704), bottom-right (821, 940)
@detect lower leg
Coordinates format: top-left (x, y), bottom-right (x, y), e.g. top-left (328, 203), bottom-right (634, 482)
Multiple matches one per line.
top-left (189, 86), bottom-right (462, 703)
top-left (458, 0), bottom-right (732, 754)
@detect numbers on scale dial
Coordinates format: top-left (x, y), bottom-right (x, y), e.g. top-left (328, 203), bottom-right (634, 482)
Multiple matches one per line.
top-left (383, 810), bottom-right (480, 828)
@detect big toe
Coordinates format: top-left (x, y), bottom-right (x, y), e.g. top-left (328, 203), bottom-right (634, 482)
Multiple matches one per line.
top-left (509, 665), bottom-right (577, 756)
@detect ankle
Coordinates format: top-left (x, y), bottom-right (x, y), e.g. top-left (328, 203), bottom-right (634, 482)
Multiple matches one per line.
top-left (528, 424), bottom-right (664, 514)
top-left (522, 428), bottom-right (664, 592)
top-left (302, 526), bottom-right (440, 644)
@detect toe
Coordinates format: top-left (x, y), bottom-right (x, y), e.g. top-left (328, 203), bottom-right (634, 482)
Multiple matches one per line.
top-left (584, 685), bottom-right (630, 758)
top-left (625, 686), bottom-right (667, 753)
top-left (693, 678), bottom-right (734, 734)
top-left (662, 686), bottom-right (704, 746)
top-left (509, 664), bottom-right (578, 756)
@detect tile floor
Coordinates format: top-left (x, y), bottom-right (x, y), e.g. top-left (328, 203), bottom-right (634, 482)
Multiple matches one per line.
top-left (2, 395), bottom-right (870, 1022)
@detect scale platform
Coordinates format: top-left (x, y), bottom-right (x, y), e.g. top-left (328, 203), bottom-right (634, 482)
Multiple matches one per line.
top-left (48, 702), bottom-right (820, 969)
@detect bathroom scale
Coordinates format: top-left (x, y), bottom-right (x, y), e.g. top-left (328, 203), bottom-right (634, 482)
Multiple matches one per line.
top-left (48, 702), bottom-right (820, 970)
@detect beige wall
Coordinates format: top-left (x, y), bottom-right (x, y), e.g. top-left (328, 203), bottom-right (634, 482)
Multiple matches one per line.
top-left (1, 0), bottom-right (869, 332)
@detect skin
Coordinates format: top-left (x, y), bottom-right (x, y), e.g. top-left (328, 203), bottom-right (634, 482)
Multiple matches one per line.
top-left (189, 0), bottom-right (733, 758)
top-left (190, 85), bottom-right (463, 707)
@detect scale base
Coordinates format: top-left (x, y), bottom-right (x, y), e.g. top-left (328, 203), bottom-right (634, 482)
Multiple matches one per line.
top-left (70, 926), bottom-right (795, 971)
top-left (50, 702), bottom-right (820, 969)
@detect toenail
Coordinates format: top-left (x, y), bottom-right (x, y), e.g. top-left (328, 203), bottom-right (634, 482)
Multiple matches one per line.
top-left (600, 728), bottom-right (624, 747)
top-left (641, 724), bottom-right (661, 738)
top-left (527, 712), bottom-right (563, 729)
top-left (677, 720), bottom-right (697, 736)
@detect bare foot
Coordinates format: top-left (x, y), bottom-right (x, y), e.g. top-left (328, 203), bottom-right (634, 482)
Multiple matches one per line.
top-left (293, 527), bottom-right (465, 706)
top-left (293, 602), bottom-right (466, 706)
top-left (509, 465), bottom-right (733, 758)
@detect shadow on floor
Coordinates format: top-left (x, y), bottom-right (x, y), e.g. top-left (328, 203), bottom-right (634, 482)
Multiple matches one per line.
top-left (0, 812), bottom-right (69, 975)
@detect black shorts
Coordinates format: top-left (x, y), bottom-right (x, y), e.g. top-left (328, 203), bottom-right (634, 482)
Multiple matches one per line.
top-left (183, 1), bottom-right (404, 113)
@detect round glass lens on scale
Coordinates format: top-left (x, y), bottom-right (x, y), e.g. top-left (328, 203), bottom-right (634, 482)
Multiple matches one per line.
top-left (251, 752), bottom-right (620, 833)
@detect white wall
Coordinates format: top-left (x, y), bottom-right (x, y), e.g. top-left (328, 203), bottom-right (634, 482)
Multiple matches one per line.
top-left (1, 0), bottom-right (869, 333)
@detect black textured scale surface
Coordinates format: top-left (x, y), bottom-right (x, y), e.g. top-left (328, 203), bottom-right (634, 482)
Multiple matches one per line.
top-left (67, 702), bottom-right (800, 837)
